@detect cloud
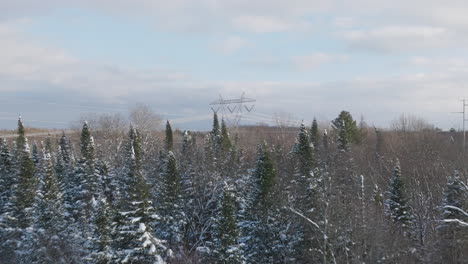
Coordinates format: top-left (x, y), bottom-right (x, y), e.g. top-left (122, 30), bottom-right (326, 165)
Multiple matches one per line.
top-left (232, 15), bottom-right (310, 33)
top-left (339, 26), bottom-right (456, 52)
top-left (292, 53), bottom-right (348, 70)
top-left (213, 36), bottom-right (250, 54)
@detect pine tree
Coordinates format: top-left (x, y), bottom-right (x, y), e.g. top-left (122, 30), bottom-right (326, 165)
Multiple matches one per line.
top-left (31, 143), bottom-right (40, 168)
top-left (244, 143), bottom-right (283, 263)
top-left (293, 122), bottom-right (315, 176)
top-left (12, 117), bottom-right (36, 229)
top-left (310, 118), bottom-right (320, 148)
top-left (165, 120), bottom-right (173, 152)
top-left (29, 147), bottom-right (74, 263)
top-left (220, 119), bottom-right (232, 151)
top-left (0, 138), bottom-right (14, 216)
top-left (114, 141), bottom-right (166, 263)
top-left (386, 161), bottom-right (413, 228)
top-left (92, 198), bottom-right (115, 264)
top-left (332, 110), bottom-right (360, 144)
top-left (337, 120), bottom-right (350, 152)
top-left (211, 112), bottom-right (220, 141)
top-left (75, 121), bottom-right (101, 215)
top-left (212, 183), bottom-right (244, 264)
top-left (157, 151), bottom-right (186, 250)
top-left (436, 171), bottom-right (468, 263)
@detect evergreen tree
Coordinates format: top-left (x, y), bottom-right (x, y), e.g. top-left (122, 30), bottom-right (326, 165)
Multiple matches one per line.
top-left (12, 117), bottom-right (36, 229)
top-left (442, 171), bottom-right (467, 221)
top-left (244, 143), bottom-right (284, 263)
top-left (165, 120), bottom-right (173, 152)
top-left (31, 143), bottom-right (40, 168)
top-left (220, 119), bottom-right (232, 151)
top-left (92, 198), bottom-right (115, 264)
top-left (211, 112), bottom-right (220, 140)
top-left (114, 142), bottom-right (166, 263)
top-left (386, 161), bottom-right (413, 228)
top-left (310, 118), bottom-right (320, 148)
top-left (0, 138), bottom-right (14, 216)
top-left (293, 122), bottom-right (315, 176)
top-left (76, 121), bottom-right (101, 213)
top-left (157, 151), bottom-right (186, 250)
top-left (212, 183), bottom-right (244, 264)
top-left (436, 171), bottom-right (468, 263)
top-left (332, 110), bottom-right (360, 144)
top-left (337, 120), bottom-right (350, 152)
top-left (29, 147), bottom-right (74, 263)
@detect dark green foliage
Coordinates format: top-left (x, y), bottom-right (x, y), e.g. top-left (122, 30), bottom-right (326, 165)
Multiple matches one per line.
top-left (114, 127), bottom-right (165, 263)
top-left (80, 121), bottom-right (95, 162)
top-left (13, 118), bottom-right (36, 229)
top-left (211, 112), bottom-right (220, 140)
top-left (442, 171), bottom-right (467, 221)
top-left (0, 138), bottom-right (14, 215)
top-left (386, 161), bottom-right (413, 227)
top-left (93, 198), bottom-right (114, 263)
top-left (213, 184), bottom-right (244, 263)
top-left (310, 118), bottom-right (320, 148)
top-left (253, 143), bottom-right (276, 208)
top-left (31, 148), bottom-right (73, 263)
top-left (337, 120), bottom-right (349, 151)
top-left (220, 119), bottom-right (232, 151)
top-left (332, 111), bottom-right (361, 145)
top-left (293, 123), bottom-right (315, 176)
top-left (165, 120), bottom-right (173, 151)
top-left (158, 151), bottom-right (186, 248)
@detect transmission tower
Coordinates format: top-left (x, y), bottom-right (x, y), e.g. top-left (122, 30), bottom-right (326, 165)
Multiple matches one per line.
top-left (209, 92), bottom-right (256, 127)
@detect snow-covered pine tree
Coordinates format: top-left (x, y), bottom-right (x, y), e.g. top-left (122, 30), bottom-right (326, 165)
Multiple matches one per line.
top-left (55, 132), bottom-right (75, 184)
top-left (337, 120), bottom-right (349, 152)
top-left (211, 112), bottom-right (220, 142)
top-left (293, 122), bottom-right (315, 177)
top-left (72, 122), bottom-right (102, 218)
top-left (157, 151), bottom-right (186, 251)
top-left (0, 137), bottom-right (15, 260)
top-left (310, 118), bottom-right (320, 149)
top-left (92, 198), bottom-right (115, 264)
top-left (211, 183), bottom-right (245, 264)
top-left (31, 143), bottom-right (41, 168)
top-left (386, 161), bottom-right (413, 228)
top-left (12, 117), bottom-right (36, 229)
top-left (165, 120), bottom-right (173, 152)
top-left (441, 171), bottom-right (467, 222)
top-left (179, 131), bottom-right (198, 247)
top-left (1, 118), bottom-right (37, 262)
top-left (220, 119), bottom-right (232, 151)
top-left (290, 123), bottom-right (322, 262)
top-left (243, 143), bottom-right (285, 263)
top-left (0, 138), bottom-right (14, 216)
top-left (114, 126), bottom-right (166, 263)
top-left (27, 146), bottom-right (75, 263)
top-left (436, 170), bottom-right (468, 263)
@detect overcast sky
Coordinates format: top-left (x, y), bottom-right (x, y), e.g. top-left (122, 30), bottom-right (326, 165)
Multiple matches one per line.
top-left (1, 0), bottom-right (468, 130)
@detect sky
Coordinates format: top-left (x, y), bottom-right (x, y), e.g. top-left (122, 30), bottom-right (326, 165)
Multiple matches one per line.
top-left (1, 0), bottom-right (468, 130)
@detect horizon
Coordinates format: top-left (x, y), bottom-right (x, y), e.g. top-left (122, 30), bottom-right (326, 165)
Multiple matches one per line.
top-left (1, 1), bottom-right (468, 130)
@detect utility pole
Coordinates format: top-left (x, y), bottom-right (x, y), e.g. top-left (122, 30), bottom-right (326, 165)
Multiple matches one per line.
top-left (453, 99), bottom-right (468, 156)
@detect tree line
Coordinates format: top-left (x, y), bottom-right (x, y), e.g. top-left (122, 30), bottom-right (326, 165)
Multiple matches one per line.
top-left (0, 111), bottom-right (467, 263)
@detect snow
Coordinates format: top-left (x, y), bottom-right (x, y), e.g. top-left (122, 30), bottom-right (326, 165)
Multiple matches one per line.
top-left (138, 223), bottom-right (146, 232)
top-left (444, 205), bottom-right (468, 217)
top-left (131, 217), bottom-right (142, 224)
top-left (442, 219), bottom-right (468, 227)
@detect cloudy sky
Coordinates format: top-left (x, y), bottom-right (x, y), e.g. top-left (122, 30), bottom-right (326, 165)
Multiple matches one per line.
top-left (1, 0), bottom-right (468, 130)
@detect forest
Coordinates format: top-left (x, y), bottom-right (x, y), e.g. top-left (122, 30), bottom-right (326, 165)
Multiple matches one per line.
top-left (0, 110), bottom-right (467, 264)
